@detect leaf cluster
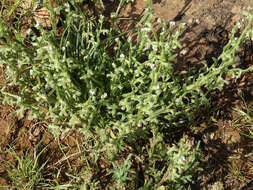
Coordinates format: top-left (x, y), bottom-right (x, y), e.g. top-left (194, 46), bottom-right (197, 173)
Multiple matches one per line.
top-left (0, 0), bottom-right (252, 188)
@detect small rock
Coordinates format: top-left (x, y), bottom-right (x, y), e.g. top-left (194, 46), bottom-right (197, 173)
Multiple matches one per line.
top-left (210, 181), bottom-right (224, 190)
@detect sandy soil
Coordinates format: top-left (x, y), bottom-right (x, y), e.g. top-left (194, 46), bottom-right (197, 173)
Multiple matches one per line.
top-left (0, 0), bottom-right (252, 189)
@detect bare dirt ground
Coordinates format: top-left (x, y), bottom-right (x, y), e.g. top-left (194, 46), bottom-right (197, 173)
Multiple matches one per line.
top-left (0, 0), bottom-right (253, 189)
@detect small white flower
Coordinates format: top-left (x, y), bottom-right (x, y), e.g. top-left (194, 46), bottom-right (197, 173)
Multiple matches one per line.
top-left (26, 28), bottom-right (32, 35)
top-left (157, 18), bottom-right (162, 23)
top-left (111, 12), bottom-right (116, 19)
top-left (30, 69), bottom-right (33, 75)
top-left (48, 45), bottom-right (52, 51)
top-left (120, 53), bottom-right (125, 58)
top-left (35, 22), bottom-right (40, 28)
top-left (102, 93), bottom-right (108, 98)
top-left (72, 14), bottom-right (79, 18)
top-left (170, 21), bottom-right (176, 26)
top-left (66, 41), bottom-right (71, 47)
top-left (150, 63), bottom-right (155, 69)
top-left (141, 27), bottom-right (152, 32)
top-left (178, 156), bottom-right (186, 164)
top-left (155, 85), bottom-right (160, 90)
top-left (62, 46), bottom-right (66, 51)
top-left (234, 37), bottom-right (238, 40)
top-left (17, 97), bottom-right (22, 102)
top-left (236, 22), bottom-right (241, 28)
top-left (112, 63), bottom-right (116, 67)
top-left (89, 89), bottom-right (96, 95)
top-left (152, 45), bottom-right (158, 51)
top-left (115, 37), bottom-right (119, 42)
top-left (6, 66), bottom-right (9, 71)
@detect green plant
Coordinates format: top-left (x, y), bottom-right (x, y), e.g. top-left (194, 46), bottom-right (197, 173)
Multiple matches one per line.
top-left (228, 160), bottom-right (246, 182)
top-left (4, 145), bottom-right (48, 189)
top-left (0, 0), bottom-right (253, 188)
top-left (111, 154), bottom-right (134, 190)
top-left (141, 134), bottom-right (202, 190)
top-left (0, 1), bottom-right (251, 135)
top-left (232, 94), bottom-right (253, 139)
